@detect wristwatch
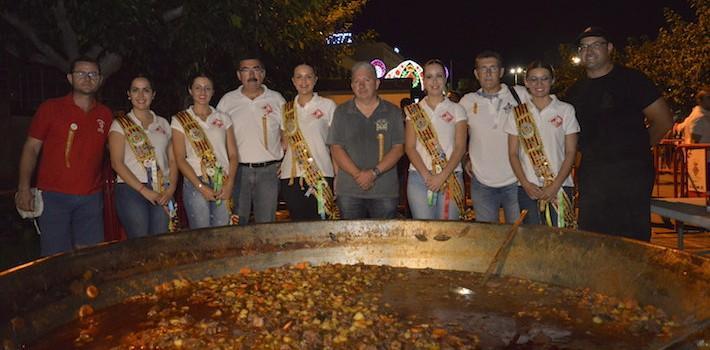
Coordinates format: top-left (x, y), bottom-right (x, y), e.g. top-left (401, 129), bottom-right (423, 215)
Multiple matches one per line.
top-left (371, 167), bottom-right (382, 178)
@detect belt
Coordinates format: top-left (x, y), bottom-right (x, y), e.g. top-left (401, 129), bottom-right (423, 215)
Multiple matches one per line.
top-left (239, 160), bottom-right (280, 168)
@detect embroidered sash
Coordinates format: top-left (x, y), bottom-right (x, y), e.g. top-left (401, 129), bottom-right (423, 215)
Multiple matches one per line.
top-left (404, 103), bottom-right (474, 220)
top-left (175, 110), bottom-right (238, 224)
top-left (283, 101), bottom-right (339, 219)
top-left (509, 96), bottom-right (577, 228)
top-left (115, 112), bottom-right (179, 231)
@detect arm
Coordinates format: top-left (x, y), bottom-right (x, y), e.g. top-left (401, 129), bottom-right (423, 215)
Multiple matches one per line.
top-left (541, 133), bottom-right (578, 201)
top-left (172, 129), bottom-right (217, 201)
top-left (108, 131), bottom-right (161, 204)
top-left (218, 127), bottom-right (239, 200)
top-left (15, 137), bottom-right (43, 211)
top-left (508, 134), bottom-right (543, 200)
top-left (330, 144), bottom-right (372, 190)
top-left (428, 121), bottom-right (467, 192)
top-left (404, 120), bottom-right (432, 186)
top-left (645, 97), bottom-right (673, 146)
top-left (157, 142), bottom-right (179, 206)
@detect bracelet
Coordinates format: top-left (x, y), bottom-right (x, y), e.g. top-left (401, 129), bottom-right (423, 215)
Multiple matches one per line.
top-left (197, 182), bottom-right (204, 189)
top-left (372, 167), bottom-right (382, 178)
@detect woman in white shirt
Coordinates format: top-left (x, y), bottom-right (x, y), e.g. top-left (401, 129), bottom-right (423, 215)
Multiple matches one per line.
top-left (171, 73), bottom-right (238, 228)
top-left (280, 64), bottom-right (337, 220)
top-left (109, 76), bottom-right (177, 237)
top-left (404, 59), bottom-right (468, 219)
top-left (505, 61), bottom-right (580, 226)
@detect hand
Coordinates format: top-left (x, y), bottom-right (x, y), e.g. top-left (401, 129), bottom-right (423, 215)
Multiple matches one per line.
top-left (354, 170), bottom-right (375, 191)
top-left (196, 182), bottom-right (218, 201)
top-left (156, 187), bottom-right (175, 206)
top-left (464, 158), bottom-right (473, 178)
top-left (217, 182), bottom-right (234, 201)
top-left (140, 186), bottom-right (162, 205)
top-left (15, 189), bottom-right (34, 211)
top-left (521, 181), bottom-right (544, 200)
top-left (540, 183), bottom-right (562, 202)
top-left (425, 172), bottom-right (447, 192)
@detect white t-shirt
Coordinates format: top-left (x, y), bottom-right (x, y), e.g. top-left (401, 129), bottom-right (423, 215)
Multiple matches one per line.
top-left (217, 85), bottom-right (286, 163)
top-left (109, 110), bottom-right (171, 183)
top-left (459, 84), bottom-right (520, 187)
top-left (280, 94), bottom-right (336, 179)
top-left (407, 97), bottom-right (467, 172)
top-left (504, 94), bottom-right (580, 187)
top-left (170, 106), bottom-right (232, 176)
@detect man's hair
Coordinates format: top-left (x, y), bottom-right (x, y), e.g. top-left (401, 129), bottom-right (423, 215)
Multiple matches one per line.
top-left (238, 56), bottom-right (264, 69)
top-left (350, 61), bottom-right (376, 79)
top-left (68, 56), bottom-right (101, 74)
top-left (474, 50), bottom-right (503, 68)
top-left (525, 60), bottom-right (556, 80)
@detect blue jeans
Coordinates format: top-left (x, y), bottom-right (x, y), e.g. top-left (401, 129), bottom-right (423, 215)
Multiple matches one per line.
top-left (233, 163), bottom-right (280, 225)
top-left (407, 170), bottom-right (463, 220)
top-left (470, 176), bottom-right (519, 223)
top-left (38, 191), bottom-right (104, 256)
top-left (518, 186), bottom-right (574, 226)
top-left (336, 195), bottom-right (399, 219)
top-left (182, 180), bottom-right (230, 229)
top-left (115, 183), bottom-right (169, 238)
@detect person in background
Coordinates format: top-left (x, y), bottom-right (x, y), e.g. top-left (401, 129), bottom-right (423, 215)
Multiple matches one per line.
top-left (674, 86), bottom-right (710, 143)
top-left (15, 57), bottom-right (112, 256)
top-left (172, 73), bottom-right (238, 228)
top-left (505, 61), bottom-right (579, 227)
top-left (280, 64), bottom-right (338, 220)
top-left (404, 59), bottom-right (468, 220)
top-left (109, 76), bottom-right (177, 237)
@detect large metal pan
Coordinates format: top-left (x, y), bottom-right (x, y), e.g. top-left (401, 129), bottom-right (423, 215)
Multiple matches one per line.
top-left (1, 220), bottom-right (708, 347)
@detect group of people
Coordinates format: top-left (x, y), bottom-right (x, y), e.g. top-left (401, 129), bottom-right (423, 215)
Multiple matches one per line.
top-left (15, 26), bottom-right (674, 257)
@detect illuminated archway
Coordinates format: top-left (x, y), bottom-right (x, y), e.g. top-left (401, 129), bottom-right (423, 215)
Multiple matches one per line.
top-left (384, 60), bottom-right (423, 90)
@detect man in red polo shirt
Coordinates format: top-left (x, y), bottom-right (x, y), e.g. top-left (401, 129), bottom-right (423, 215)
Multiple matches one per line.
top-left (15, 57), bottom-right (113, 256)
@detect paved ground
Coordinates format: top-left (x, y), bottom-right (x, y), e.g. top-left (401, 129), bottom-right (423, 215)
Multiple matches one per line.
top-left (1, 172), bottom-right (708, 271)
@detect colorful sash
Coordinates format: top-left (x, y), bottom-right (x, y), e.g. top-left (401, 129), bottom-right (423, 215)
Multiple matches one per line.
top-left (404, 103), bottom-right (474, 220)
top-left (508, 89), bottom-right (576, 228)
top-left (115, 112), bottom-right (179, 231)
top-left (175, 110), bottom-right (238, 225)
top-left (283, 101), bottom-right (339, 219)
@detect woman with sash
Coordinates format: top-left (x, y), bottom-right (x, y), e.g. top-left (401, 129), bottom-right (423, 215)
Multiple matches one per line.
top-left (505, 61), bottom-right (580, 227)
top-left (171, 73), bottom-right (238, 228)
top-left (404, 59), bottom-right (468, 220)
top-left (280, 64), bottom-right (338, 220)
top-left (108, 76), bottom-right (177, 237)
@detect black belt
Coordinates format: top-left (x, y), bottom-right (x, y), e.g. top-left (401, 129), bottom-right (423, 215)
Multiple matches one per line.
top-left (239, 160), bottom-right (280, 168)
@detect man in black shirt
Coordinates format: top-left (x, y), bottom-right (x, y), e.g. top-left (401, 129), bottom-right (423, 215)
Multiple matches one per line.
top-left (566, 27), bottom-right (673, 241)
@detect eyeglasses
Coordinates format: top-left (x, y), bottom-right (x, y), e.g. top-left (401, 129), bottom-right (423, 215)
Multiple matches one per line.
top-left (239, 66), bottom-right (264, 74)
top-left (577, 41), bottom-right (608, 52)
top-left (526, 76), bottom-right (552, 83)
top-left (476, 66), bottom-right (500, 74)
top-left (72, 71), bottom-right (100, 80)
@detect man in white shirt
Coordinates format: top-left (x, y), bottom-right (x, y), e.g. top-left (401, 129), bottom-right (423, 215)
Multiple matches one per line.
top-left (675, 86), bottom-right (710, 143)
top-left (459, 51), bottom-right (520, 223)
top-left (217, 57), bottom-right (286, 224)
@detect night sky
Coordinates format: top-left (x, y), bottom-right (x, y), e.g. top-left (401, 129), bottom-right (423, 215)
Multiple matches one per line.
top-left (352, 0), bottom-right (693, 84)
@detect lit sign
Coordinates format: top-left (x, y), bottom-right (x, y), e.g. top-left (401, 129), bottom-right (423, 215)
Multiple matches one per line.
top-left (370, 59), bottom-right (387, 79)
top-left (326, 32), bottom-right (353, 45)
top-left (385, 60), bottom-right (424, 90)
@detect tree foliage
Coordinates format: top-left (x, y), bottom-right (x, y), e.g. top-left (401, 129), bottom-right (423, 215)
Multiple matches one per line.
top-left (624, 0), bottom-right (709, 114)
top-left (1, 0), bottom-right (368, 111)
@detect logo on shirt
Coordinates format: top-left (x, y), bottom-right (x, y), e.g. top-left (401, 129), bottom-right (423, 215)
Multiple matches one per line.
top-left (211, 118), bottom-right (224, 128)
top-left (262, 103), bottom-right (274, 116)
top-left (502, 102), bottom-right (513, 114)
top-left (312, 109), bottom-right (324, 119)
top-left (96, 119), bottom-right (105, 134)
top-left (549, 115), bottom-right (563, 128)
top-left (375, 119), bottom-right (388, 132)
top-left (441, 111), bottom-right (454, 123)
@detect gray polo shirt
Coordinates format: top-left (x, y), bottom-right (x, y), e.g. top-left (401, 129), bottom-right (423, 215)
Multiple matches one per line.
top-left (327, 98), bottom-right (404, 198)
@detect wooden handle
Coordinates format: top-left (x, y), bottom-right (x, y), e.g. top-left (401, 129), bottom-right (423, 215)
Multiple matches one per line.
top-left (480, 209), bottom-right (528, 286)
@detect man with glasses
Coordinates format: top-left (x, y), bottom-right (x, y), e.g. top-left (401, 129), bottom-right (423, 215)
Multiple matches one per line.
top-left (15, 57), bottom-right (112, 255)
top-left (566, 27), bottom-right (673, 241)
top-left (217, 57), bottom-right (285, 224)
top-left (459, 51), bottom-right (522, 223)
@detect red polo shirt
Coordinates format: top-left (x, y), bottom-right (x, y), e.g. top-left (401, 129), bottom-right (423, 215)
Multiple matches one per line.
top-left (28, 94), bottom-right (113, 194)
